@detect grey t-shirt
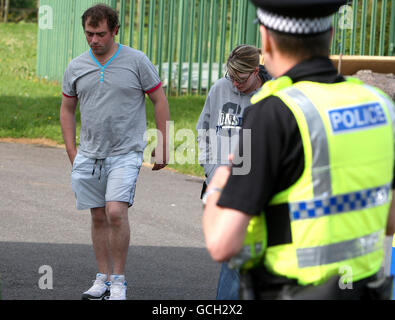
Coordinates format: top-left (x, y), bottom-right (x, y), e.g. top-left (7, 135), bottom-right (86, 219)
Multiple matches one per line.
top-left (62, 44), bottom-right (161, 159)
top-left (196, 65), bottom-right (272, 183)
top-left (196, 78), bottom-right (258, 183)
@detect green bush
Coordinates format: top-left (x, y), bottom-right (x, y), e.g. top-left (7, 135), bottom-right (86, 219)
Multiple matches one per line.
top-left (10, 0), bottom-right (36, 8)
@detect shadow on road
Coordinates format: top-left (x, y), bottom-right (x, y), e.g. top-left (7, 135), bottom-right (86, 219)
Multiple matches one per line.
top-left (0, 242), bottom-right (219, 300)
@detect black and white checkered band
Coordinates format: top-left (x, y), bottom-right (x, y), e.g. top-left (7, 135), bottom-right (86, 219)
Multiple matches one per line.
top-left (256, 8), bottom-right (332, 34)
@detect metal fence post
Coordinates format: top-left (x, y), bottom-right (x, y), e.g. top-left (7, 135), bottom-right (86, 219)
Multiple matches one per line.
top-left (350, 0), bottom-right (358, 55)
top-left (237, 0), bottom-right (246, 44)
top-left (157, 0), bottom-right (165, 77)
top-left (197, 0), bottom-right (205, 95)
top-left (119, 0), bottom-right (126, 44)
top-left (245, 1), bottom-right (257, 45)
top-left (129, 0), bottom-right (135, 47)
top-left (369, 0), bottom-right (378, 56)
top-left (331, 14), bottom-right (338, 55)
top-left (147, 0), bottom-right (156, 60)
top-left (208, 0), bottom-right (218, 92)
top-left (229, 0), bottom-right (237, 52)
top-left (187, 0), bottom-right (196, 95)
top-left (379, 0), bottom-right (388, 56)
top-left (360, 0), bottom-right (368, 55)
top-left (166, 0), bottom-right (175, 95)
top-left (389, 0), bottom-right (395, 55)
top-left (177, 0), bottom-right (187, 95)
top-left (202, 0), bottom-right (210, 62)
top-left (218, 0), bottom-right (227, 80)
top-left (138, 0), bottom-right (145, 51)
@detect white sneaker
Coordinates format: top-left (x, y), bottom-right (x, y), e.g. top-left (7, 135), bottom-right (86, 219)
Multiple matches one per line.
top-left (108, 275), bottom-right (127, 300)
top-left (81, 273), bottom-right (110, 300)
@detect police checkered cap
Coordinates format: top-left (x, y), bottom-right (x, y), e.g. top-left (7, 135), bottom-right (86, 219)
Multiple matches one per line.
top-left (256, 8), bottom-right (333, 34)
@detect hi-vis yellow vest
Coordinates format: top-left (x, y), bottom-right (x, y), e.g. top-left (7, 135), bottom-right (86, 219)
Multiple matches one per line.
top-left (237, 76), bottom-right (395, 286)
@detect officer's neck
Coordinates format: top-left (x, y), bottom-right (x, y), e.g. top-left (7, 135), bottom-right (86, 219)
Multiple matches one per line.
top-left (270, 51), bottom-right (302, 78)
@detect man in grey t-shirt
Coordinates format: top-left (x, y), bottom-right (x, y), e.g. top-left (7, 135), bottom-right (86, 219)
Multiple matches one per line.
top-left (60, 4), bottom-right (170, 300)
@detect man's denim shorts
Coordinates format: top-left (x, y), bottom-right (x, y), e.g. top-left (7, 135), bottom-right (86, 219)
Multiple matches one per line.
top-left (71, 150), bottom-right (143, 210)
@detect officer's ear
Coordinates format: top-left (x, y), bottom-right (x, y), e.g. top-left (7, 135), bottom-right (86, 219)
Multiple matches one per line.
top-left (260, 25), bottom-right (272, 56)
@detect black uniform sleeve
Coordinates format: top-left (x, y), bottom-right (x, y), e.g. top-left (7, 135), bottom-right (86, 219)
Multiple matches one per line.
top-left (217, 96), bottom-right (304, 216)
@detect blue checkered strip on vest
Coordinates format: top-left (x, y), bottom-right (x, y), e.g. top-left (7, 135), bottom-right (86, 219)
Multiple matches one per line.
top-left (289, 184), bottom-right (391, 221)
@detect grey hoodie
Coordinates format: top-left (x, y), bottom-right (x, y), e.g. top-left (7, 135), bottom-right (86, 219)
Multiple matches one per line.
top-left (196, 65), bottom-right (271, 184)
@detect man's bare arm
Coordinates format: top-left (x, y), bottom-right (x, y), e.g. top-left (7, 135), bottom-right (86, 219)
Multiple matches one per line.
top-left (148, 86), bottom-right (170, 171)
top-left (60, 95), bottom-right (78, 165)
top-left (203, 166), bottom-right (251, 262)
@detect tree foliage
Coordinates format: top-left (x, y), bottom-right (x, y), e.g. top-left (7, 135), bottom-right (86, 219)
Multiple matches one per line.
top-left (10, 0), bottom-right (36, 9)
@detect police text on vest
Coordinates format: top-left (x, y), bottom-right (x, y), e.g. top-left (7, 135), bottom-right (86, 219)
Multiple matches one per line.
top-left (329, 103), bottom-right (387, 133)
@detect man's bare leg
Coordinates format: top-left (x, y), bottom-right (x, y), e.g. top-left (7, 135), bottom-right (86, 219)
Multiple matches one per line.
top-left (106, 201), bottom-right (130, 275)
top-left (90, 206), bottom-right (112, 278)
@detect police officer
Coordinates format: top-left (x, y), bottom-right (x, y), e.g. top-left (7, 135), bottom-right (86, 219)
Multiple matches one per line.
top-left (202, 0), bottom-right (395, 299)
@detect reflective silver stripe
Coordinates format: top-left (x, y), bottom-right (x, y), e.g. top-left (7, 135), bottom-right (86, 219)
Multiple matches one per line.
top-left (297, 230), bottom-right (384, 268)
top-left (362, 84), bottom-right (395, 144)
top-left (284, 87), bottom-right (332, 198)
top-left (228, 242), bottom-right (263, 270)
top-left (383, 95), bottom-right (395, 135)
top-left (362, 85), bottom-right (395, 179)
top-left (228, 246), bottom-right (251, 270)
top-left (289, 183), bottom-right (391, 221)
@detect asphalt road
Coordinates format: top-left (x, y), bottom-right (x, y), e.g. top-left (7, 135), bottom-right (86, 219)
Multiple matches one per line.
top-left (0, 142), bottom-right (219, 300)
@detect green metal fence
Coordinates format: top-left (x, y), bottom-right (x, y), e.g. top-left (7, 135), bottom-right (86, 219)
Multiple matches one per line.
top-left (37, 0), bottom-right (395, 96)
top-left (117, 0), bottom-right (259, 95)
top-left (331, 0), bottom-right (395, 56)
top-left (36, 0), bottom-right (113, 82)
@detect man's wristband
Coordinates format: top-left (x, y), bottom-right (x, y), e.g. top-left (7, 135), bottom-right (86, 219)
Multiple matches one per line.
top-left (202, 187), bottom-right (223, 205)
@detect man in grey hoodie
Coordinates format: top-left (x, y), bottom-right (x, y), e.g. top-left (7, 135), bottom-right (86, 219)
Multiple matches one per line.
top-left (196, 45), bottom-right (271, 299)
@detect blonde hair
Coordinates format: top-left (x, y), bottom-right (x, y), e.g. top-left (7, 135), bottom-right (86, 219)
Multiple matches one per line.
top-left (226, 45), bottom-right (261, 79)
